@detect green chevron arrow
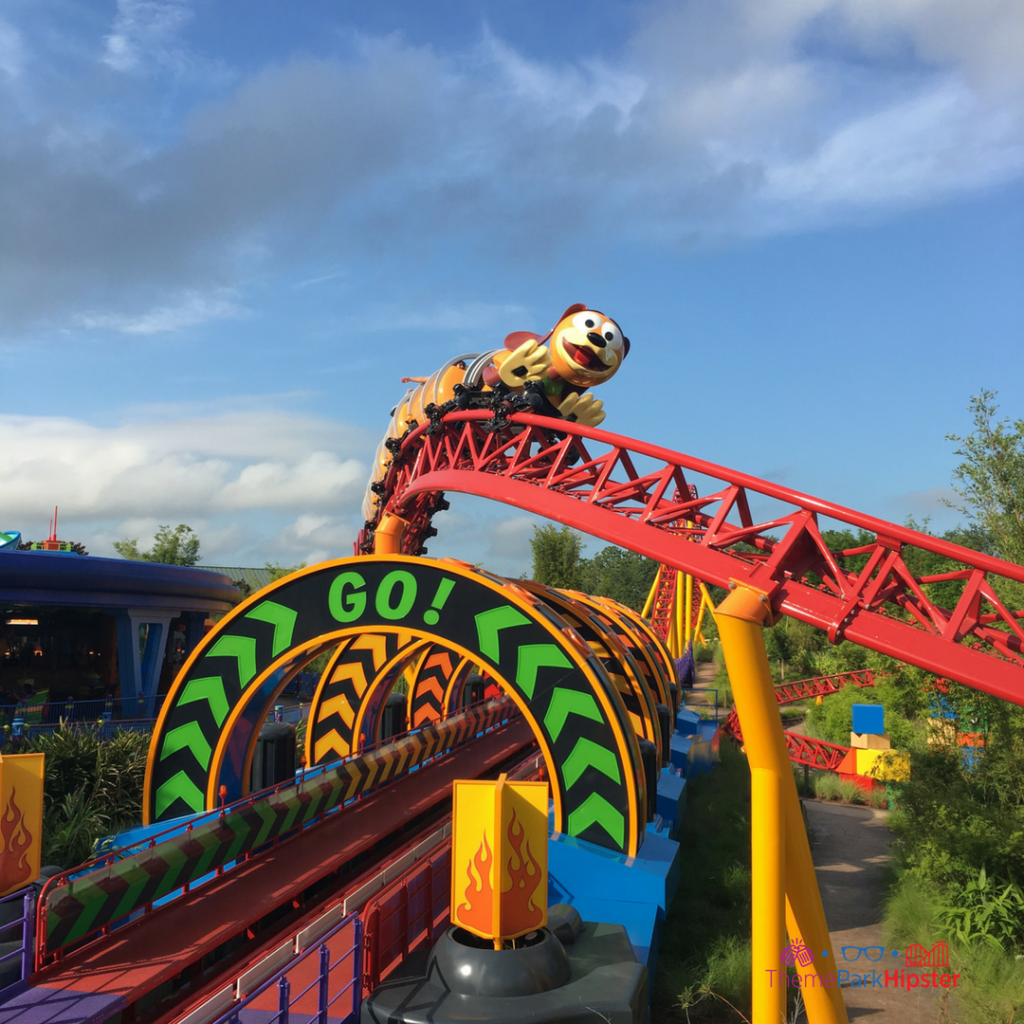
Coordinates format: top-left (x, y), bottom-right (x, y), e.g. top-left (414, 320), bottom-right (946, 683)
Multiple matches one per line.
top-left (246, 600), bottom-right (298, 656)
top-left (567, 791), bottom-right (626, 849)
top-left (543, 687), bottom-right (603, 741)
top-left (208, 634), bottom-right (258, 687)
top-left (562, 736), bottom-right (621, 789)
top-left (515, 643), bottom-right (572, 698)
top-left (178, 675), bottom-right (230, 726)
top-left (155, 770), bottom-right (205, 818)
top-left (160, 720), bottom-right (213, 768)
top-left (475, 605), bottom-right (530, 662)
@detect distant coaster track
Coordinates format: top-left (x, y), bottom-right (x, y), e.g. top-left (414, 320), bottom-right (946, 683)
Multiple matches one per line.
top-left (722, 669), bottom-right (880, 771)
top-left (360, 409), bottom-right (1024, 705)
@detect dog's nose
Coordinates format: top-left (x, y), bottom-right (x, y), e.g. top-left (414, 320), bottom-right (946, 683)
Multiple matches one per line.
top-left (586, 331), bottom-right (606, 348)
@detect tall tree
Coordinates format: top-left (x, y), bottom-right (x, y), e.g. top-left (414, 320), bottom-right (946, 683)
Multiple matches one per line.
top-left (114, 524), bottom-right (201, 566)
top-left (578, 545), bottom-right (658, 611)
top-left (946, 391), bottom-right (1024, 564)
top-left (529, 524), bottom-right (586, 590)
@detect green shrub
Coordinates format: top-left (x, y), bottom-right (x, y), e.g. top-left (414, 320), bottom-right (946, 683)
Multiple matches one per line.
top-left (937, 867), bottom-right (1024, 951)
top-left (813, 773), bottom-right (843, 801)
top-left (23, 722), bottom-right (149, 867)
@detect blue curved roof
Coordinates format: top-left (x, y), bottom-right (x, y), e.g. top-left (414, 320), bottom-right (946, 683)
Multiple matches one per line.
top-left (0, 550), bottom-right (239, 613)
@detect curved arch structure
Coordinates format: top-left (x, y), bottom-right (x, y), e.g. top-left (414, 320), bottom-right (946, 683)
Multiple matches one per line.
top-left (145, 555), bottom-right (654, 856)
top-left (519, 580), bottom-right (663, 761)
top-left (362, 410), bottom-right (1024, 704)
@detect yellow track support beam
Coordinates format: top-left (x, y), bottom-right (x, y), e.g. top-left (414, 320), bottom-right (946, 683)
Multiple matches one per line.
top-left (373, 513), bottom-right (408, 554)
top-left (715, 585), bottom-right (847, 1024)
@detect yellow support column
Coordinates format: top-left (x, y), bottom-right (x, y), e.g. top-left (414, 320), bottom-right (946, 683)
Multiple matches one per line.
top-left (683, 572), bottom-right (694, 649)
top-left (715, 585), bottom-right (847, 1024)
top-left (750, 767), bottom-right (785, 1022)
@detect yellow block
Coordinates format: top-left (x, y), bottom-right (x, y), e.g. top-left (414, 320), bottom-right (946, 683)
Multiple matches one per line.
top-left (0, 752), bottom-right (45, 897)
top-left (451, 775), bottom-right (549, 942)
top-left (862, 750), bottom-right (910, 783)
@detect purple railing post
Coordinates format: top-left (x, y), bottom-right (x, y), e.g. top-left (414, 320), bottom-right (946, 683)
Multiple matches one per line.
top-left (352, 918), bottom-right (364, 1021)
top-left (317, 943), bottom-right (329, 1024)
top-left (22, 888), bottom-right (35, 981)
top-left (277, 975), bottom-right (290, 1024)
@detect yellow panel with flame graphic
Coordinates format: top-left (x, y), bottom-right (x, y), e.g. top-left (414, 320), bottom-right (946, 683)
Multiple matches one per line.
top-left (451, 775), bottom-right (549, 944)
top-left (0, 753), bottom-right (44, 897)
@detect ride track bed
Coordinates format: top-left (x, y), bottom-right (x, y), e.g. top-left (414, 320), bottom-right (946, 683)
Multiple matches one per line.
top-left (5, 716), bottom-right (534, 1024)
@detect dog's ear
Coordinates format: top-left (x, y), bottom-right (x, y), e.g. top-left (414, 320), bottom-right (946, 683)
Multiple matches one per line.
top-left (504, 331), bottom-right (541, 350)
top-left (622, 337), bottom-right (630, 359)
top-left (557, 303), bottom-right (587, 322)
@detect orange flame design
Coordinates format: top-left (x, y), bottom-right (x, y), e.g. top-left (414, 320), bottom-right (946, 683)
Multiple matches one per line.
top-left (502, 807), bottom-right (544, 929)
top-left (458, 833), bottom-right (493, 932)
top-left (0, 787), bottom-right (33, 893)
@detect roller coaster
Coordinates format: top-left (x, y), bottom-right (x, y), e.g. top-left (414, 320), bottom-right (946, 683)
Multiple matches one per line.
top-left (4, 395), bottom-right (1024, 1024)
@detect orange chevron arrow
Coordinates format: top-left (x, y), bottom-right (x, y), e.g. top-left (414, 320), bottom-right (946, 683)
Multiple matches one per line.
top-left (353, 634), bottom-right (388, 670)
top-left (329, 661), bottom-right (370, 698)
top-left (318, 692), bottom-right (356, 728)
top-left (425, 652), bottom-right (453, 675)
top-left (314, 728), bottom-right (351, 764)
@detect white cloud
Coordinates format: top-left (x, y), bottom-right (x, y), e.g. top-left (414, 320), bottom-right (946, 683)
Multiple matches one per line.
top-left (102, 0), bottom-right (193, 74)
top-left (0, 17), bottom-right (23, 78)
top-left (76, 289), bottom-right (247, 335)
top-left (0, 410), bottom-right (371, 522)
top-left (0, 1), bottom-right (1022, 334)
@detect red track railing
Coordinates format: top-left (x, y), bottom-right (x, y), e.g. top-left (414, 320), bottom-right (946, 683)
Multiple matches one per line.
top-left (364, 411), bottom-right (1024, 705)
top-left (722, 670), bottom-right (880, 770)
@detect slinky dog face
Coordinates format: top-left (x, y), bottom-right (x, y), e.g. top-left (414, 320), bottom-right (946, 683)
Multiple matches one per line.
top-left (549, 308), bottom-right (629, 388)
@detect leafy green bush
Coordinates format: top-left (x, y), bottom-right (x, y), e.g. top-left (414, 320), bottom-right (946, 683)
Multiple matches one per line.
top-left (813, 773), bottom-right (843, 801)
top-left (23, 722), bottom-right (149, 867)
top-left (937, 867), bottom-right (1024, 951)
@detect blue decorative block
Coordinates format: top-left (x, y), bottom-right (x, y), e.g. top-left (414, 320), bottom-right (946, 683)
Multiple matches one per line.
top-left (657, 769), bottom-right (686, 830)
top-left (852, 703), bottom-right (884, 735)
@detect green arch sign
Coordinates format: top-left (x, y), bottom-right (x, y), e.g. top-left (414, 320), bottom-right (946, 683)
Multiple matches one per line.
top-left (145, 556), bottom-right (647, 855)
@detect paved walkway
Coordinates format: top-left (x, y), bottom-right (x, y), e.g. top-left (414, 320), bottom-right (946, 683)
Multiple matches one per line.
top-left (804, 801), bottom-right (949, 1022)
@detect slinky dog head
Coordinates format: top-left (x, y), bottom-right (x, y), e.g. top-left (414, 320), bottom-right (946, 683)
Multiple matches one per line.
top-left (547, 303), bottom-right (629, 388)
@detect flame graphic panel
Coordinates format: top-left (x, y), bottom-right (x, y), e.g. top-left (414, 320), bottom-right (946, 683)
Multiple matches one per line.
top-left (499, 787), bottom-right (548, 936)
top-left (451, 780), bottom-right (496, 938)
top-left (451, 777), bottom-right (549, 941)
top-left (0, 753), bottom-right (44, 897)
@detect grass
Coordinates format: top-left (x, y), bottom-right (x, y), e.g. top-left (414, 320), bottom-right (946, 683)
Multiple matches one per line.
top-left (653, 740), bottom-right (752, 1021)
top-left (884, 875), bottom-right (1024, 1023)
top-left (654, 741), bottom-right (806, 1022)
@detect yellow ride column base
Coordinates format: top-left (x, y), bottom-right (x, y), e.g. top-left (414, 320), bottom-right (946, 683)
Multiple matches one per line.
top-left (716, 585), bottom-right (848, 1024)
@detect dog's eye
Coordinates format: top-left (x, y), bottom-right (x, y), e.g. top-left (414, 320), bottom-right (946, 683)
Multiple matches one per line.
top-left (572, 311), bottom-right (600, 333)
top-left (602, 321), bottom-right (623, 350)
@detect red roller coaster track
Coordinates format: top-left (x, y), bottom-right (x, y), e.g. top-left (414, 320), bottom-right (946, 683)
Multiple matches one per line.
top-left (723, 669), bottom-right (879, 770)
top-left (362, 410), bottom-right (1024, 705)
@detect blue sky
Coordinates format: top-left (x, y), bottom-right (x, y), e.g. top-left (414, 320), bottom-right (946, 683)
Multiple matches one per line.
top-left (0, 0), bottom-right (1021, 577)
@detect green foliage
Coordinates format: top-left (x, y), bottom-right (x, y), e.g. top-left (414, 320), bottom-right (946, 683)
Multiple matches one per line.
top-left (24, 723), bottom-right (149, 866)
top-left (265, 560), bottom-right (308, 582)
top-left (529, 524), bottom-right (586, 590)
top-left (885, 877), bottom-right (1024, 1023)
top-left (946, 390), bottom-right (1024, 565)
top-left (891, 738), bottom-right (1024, 895)
top-left (577, 545), bottom-right (659, 611)
top-left (114, 524), bottom-right (201, 566)
top-left (655, 741), bottom-right (753, 1021)
top-left (937, 867), bottom-right (1024, 950)
top-left (803, 679), bottom-right (914, 748)
top-left (528, 524), bottom-right (658, 610)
